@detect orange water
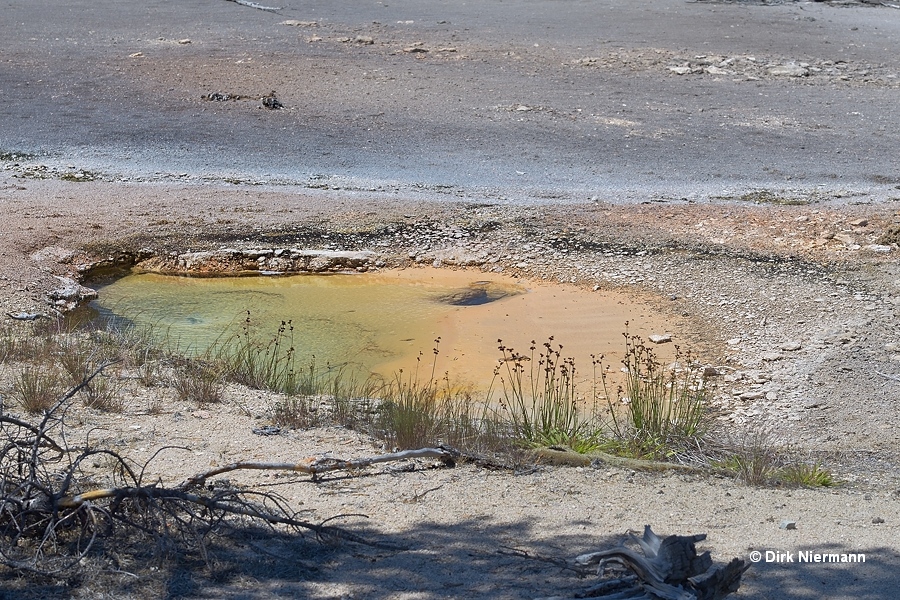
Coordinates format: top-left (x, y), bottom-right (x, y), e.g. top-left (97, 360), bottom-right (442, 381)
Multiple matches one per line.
top-left (92, 268), bottom-right (676, 387)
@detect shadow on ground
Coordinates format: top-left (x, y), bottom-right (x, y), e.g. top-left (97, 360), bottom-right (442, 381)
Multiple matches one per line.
top-left (741, 542), bottom-right (900, 600)
top-left (4, 512), bottom-right (896, 600)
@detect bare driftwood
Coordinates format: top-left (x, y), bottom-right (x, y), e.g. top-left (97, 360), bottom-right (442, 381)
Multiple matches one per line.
top-left (0, 370), bottom-right (453, 574)
top-left (54, 446), bottom-right (459, 508)
top-left (531, 446), bottom-right (702, 473)
top-left (533, 526), bottom-right (749, 600)
top-left (875, 370), bottom-right (900, 383)
top-left (223, 0), bottom-right (282, 12)
top-left (529, 447), bottom-right (735, 478)
top-left (180, 446), bottom-right (457, 487)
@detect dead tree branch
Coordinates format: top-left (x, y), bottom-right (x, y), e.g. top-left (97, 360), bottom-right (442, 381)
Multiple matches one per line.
top-left (875, 370), bottom-right (900, 383)
top-left (178, 446), bottom-right (458, 489)
top-left (223, 0), bottom-right (282, 12)
top-left (1, 376), bottom-right (443, 575)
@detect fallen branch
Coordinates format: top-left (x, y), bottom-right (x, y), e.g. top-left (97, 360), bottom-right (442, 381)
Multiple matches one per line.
top-left (223, 0), bottom-right (282, 12)
top-left (875, 370), bottom-right (900, 383)
top-left (2, 378), bottom-right (448, 574)
top-left (6, 312), bottom-right (45, 321)
top-left (179, 446), bottom-right (458, 488)
top-left (530, 446), bottom-right (730, 476)
top-left (497, 546), bottom-right (590, 576)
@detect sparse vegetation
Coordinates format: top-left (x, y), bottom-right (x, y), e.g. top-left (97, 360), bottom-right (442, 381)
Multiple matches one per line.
top-left (491, 338), bottom-right (601, 452)
top-left (2, 313), bottom-right (834, 486)
top-left (216, 314), bottom-right (323, 395)
top-left (81, 369), bottom-right (125, 412)
top-left (713, 428), bottom-right (836, 488)
top-left (0, 321), bottom-right (55, 364)
top-left (56, 334), bottom-right (100, 386)
top-left (713, 427), bottom-right (780, 486)
top-left (172, 360), bottom-right (223, 405)
top-left (12, 365), bottom-right (64, 414)
top-left (778, 460), bottom-right (835, 487)
top-left (272, 395), bottom-right (320, 428)
top-left (605, 331), bottom-right (709, 460)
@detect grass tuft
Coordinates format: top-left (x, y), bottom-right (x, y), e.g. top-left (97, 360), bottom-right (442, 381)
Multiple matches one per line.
top-left (81, 371), bottom-right (125, 412)
top-left (0, 322), bottom-right (56, 364)
top-left (272, 396), bottom-right (321, 429)
top-left (778, 461), bottom-right (835, 487)
top-left (491, 337), bottom-right (600, 452)
top-left (172, 361), bottom-right (223, 405)
top-left (605, 330), bottom-right (709, 460)
top-left (13, 366), bottom-right (64, 414)
top-left (712, 427), bottom-right (779, 486)
top-left (216, 314), bottom-right (322, 395)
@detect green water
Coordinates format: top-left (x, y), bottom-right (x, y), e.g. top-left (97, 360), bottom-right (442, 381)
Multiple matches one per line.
top-left (91, 272), bottom-right (524, 376)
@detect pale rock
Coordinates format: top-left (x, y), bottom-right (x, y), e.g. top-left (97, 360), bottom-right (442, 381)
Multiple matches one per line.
top-left (47, 276), bottom-right (97, 304)
top-left (780, 341), bottom-right (802, 351)
top-left (31, 246), bottom-right (76, 263)
top-left (648, 333), bottom-right (673, 344)
top-left (833, 233), bottom-right (856, 245)
top-left (769, 64), bottom-right (808, 77)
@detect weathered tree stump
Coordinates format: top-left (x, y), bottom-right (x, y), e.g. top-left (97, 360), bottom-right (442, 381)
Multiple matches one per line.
top-left (537, 526), bottom-right (749, 600)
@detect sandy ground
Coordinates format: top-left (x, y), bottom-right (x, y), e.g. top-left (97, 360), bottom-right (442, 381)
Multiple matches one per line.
top-left (2, 0), bottom-right (900, 598)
